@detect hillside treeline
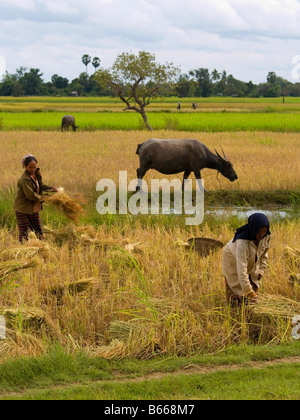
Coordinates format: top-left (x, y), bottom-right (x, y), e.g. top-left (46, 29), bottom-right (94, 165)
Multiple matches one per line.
top-left (1, 66), bottom-right (300, 98)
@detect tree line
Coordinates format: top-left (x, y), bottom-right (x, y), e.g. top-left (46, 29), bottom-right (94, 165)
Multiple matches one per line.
top-left (1, 54), bottom-right (300, 98)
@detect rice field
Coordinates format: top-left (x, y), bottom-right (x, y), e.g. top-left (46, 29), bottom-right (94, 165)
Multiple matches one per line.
top-left (0, 97), bottom-right (299, 362)
top-left (0, 219), bottom-right (299, 360)
top-left (0, 130), bottom-right (299, 194)
top-left (1, 96), bottom-right (300, 132)
top-left (1, 111), bottom-right (300, 132)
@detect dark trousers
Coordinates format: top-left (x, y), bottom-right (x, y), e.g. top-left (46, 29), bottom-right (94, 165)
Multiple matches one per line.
top-left (15, 211), bottom-right (44, 242)
top-left (225, 276), bottom-right (258, 306)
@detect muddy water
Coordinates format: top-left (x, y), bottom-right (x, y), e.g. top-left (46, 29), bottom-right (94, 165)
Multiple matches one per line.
top-left (163, 205), bottom-right (298, 220)
top-left (205, 206), bottom-right (298, 220)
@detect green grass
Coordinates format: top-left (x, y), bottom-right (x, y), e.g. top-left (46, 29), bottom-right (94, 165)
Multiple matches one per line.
top-left (19, 364), bottom-right (298, 400)
top-left (0, 342), bottom-right (299, 400)
top-left (1, 111), bottom-right (300, 132)
top-left (1, 187), bottom-right (299, 232)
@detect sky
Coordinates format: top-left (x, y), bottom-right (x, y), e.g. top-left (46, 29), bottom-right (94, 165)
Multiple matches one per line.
top-left (1, 0), bottom-right (300, 84)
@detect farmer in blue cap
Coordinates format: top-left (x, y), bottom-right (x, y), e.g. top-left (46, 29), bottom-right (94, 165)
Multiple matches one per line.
top-left (222, 213), bottom-right (271, 306)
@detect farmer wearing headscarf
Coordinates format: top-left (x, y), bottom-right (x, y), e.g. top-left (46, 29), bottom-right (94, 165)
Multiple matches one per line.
top-left (222, 213), bottom-right (271, 305)
top-left (14, 154), bottom-right (57, 242)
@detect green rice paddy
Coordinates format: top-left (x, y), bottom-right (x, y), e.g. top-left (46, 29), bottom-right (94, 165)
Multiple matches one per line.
top-left (1, 110), bottom-right (300, 132)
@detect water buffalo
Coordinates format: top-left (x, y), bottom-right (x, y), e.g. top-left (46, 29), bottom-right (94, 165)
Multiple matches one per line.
top-left (136, 138), bottom-right (238, 188)
top-left (61, 115), bottom-right (79, 132)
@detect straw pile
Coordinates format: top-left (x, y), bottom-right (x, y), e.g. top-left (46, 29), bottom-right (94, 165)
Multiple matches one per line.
top-left (284, 246), bottom-right (300, 269)
top-left (108, 321), bottom-right (136, 341)
top-left (0, 258), bottom-right (40, 277)
top-left (44, 190), bottom-right (85, 222)
top-left (249, 294), bottom-right (300, 318)
top-left (1, 307), bottom-right (61, 339)
top-left (43, 225), bottom-right (114, 248)
top-left (0, 241), bottom-right (55, 261)
top-left (46, 277), bottom-right (98, 302)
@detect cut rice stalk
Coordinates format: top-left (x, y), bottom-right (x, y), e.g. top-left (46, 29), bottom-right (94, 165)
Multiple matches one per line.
top-left (44, 191), bottom-right (85, 222)
top-left (0, 258), bottom-right (40, 277)
top-left (1, 307), bottom-right (62, 339)
top-left (249, 293), bottom-right (300, 318)
top-left (0, 242), bottom-right (53, 261)
top-left (47, 277), bottom-right (98, 299)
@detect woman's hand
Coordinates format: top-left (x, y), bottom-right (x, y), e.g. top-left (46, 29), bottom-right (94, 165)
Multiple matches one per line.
top-left (245, 290), bottom-right (258, 301)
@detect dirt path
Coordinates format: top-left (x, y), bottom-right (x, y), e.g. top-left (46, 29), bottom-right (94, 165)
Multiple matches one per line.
top-left (1, 356), bottom-right (300, 399)
top-left (112, 356), bottom-right (300, 382)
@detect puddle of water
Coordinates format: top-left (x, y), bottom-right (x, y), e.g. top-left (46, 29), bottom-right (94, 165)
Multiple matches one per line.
top-left (162, 206), bottom-right (297, 220)
top-left (205, 207), bottom-right (295, 220)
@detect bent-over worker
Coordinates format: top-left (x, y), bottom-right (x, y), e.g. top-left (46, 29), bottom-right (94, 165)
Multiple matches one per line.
top-left (222, 213), bottom-right (271, 305)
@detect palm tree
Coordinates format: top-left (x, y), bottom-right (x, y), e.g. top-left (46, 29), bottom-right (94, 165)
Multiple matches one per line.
top-left (221, 70), bottom-right (227, 82)
top-left (82, 54), bottom-right (91, 74)
top-left (211, 69), bottom-right (221, 82)
top-left (92, 57), bottom-right (101, 72)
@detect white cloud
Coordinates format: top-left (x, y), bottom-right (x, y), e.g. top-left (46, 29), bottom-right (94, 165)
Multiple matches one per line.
top-left (1, 0), bottom-right (300, 83)
top-left (43, 0), bottom-right (79, 15)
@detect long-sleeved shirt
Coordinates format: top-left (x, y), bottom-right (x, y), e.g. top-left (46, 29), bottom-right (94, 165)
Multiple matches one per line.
top-left (14, 168), bottom-right (51, 215)
top-left (222, 235), bottom-right (270, 296)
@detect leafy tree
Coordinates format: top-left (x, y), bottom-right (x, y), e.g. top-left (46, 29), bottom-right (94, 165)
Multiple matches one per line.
top-left (176, 74), bottom-right (196, 97)
top-left (19, 68), bottom-right (44, 95)
top-left (82, 54), bottom-right (92, 74)
top-left (267, 71), bottom-right (277, 84)
top-left (12, 82), bottom-right (24, 97)
top-left (0, 72), bottom-right (17, 95)
top-left (190, 68), bottom-right (212, 97)
top-left (222, 74), bottom-right (248, 97)
top-left (258, 72), bottom-right (291, 97)
top-left (95, 51), bottom-right (180, 130)
top-left (51, 74), bottom-right (69, 89)
top-left (15, 67), bottom-right (28, 79)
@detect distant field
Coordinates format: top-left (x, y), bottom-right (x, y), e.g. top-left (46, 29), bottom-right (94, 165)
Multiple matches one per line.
top-left (1, 96), bottom-right (300, 113)
top-left (1, 96), bottom-right (300, 104)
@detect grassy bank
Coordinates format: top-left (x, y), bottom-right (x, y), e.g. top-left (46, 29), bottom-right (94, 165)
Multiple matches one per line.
top-left (1, 187), bottom-right (299, 232)
top-left (0, 343), bottom-right (299, 400)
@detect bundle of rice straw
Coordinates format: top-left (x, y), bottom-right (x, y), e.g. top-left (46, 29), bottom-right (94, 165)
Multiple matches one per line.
top-left (284, 246), bottom-right (300, 270)
top-left (44, 188), bottom-right (85, 222)
top-left (1, 307), bottom-right (61, 339)
top-left (108, 321), bottom-right (137, 341)
top-left (43, 225), bottom-right (114, 249)
top-left (0, 258), bottom-right (40, 277)
top-left (249, 293), bottom-right (300, 318)
top-left (47, 277), bottom-right (97, 300)
top-left (0, 241), bottom-right (54, 261)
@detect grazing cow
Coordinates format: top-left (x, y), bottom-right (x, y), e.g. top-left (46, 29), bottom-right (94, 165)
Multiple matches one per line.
top-left (136, 138), bottom-right (238, 189)
top-left (61, 115), bottom-right (79, 132)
